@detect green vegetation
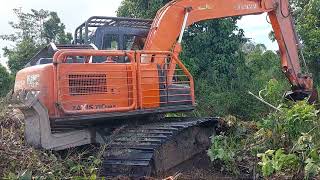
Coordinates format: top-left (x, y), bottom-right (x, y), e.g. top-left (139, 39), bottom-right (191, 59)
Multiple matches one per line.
top-left (0, 8), bottom-right (72, 97)
top-left (292, 0), bottom-right (320, 83)
top-left (208, 99), bottom-right (320, 179)
top-left (207, 80), bottom-right (320, 178)
top-left (257, 149), bottom-right (299, 177)
top-left (206, 0), bottom-right (320, 178)
top-left (0, 65), bottom-right (13, 97)
top-left (117, 0), bottom-right (171, 19)
top-left (2, 8), bottom-right (72, 75)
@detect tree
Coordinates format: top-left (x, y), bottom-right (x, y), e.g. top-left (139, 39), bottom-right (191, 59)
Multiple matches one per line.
top-left (3, 38), bottom-right (39, 74)
top-left (293, 0), bottom-right (320, 83)
top-left (269, 0), bottom-right (320, 83)
top-left (1, 8), bottom-right (72, 74)
top-left (117, 0), bottom-right (171, 18)
top-left (43, 12), bottom-right (73, 44)
top-left (0, 65), bottom-right (13, 97)
top-left (179, 19), bottom-right (252, 117)
top-left (243, 42), bottom-right (288, 105)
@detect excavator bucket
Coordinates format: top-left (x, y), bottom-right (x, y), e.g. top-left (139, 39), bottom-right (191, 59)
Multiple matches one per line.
top-left (285, 88), bottom-right (318, 104)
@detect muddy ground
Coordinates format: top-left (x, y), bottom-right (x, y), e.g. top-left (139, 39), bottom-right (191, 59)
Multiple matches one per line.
top-left (112, 152), bottom-right (251, 180)
top-left (161, 152), bottom-right (251, 180)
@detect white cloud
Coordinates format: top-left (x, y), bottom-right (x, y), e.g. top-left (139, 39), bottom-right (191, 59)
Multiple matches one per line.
top-left (237, 13), bottom-right (278, 50)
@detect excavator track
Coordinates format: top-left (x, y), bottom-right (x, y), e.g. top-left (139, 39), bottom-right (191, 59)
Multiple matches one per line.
top-left (8, 90), bottom-right (218, 177)
top-left (100, 117), bottom-right (218, 178)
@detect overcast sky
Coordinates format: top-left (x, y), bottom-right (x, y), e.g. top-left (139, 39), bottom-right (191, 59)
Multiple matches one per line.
top-left (0, 0), bottom-right (277, 68)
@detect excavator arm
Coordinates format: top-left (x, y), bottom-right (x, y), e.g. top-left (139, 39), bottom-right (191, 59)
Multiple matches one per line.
top-left (144, 0), bottom-right (318, 102)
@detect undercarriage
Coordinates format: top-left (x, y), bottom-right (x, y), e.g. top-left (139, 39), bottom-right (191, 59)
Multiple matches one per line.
top-left (9, 90), bottom-right (218, 178)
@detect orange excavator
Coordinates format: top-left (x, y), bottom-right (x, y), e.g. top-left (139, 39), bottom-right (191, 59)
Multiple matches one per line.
top-left (10, 0), bottom-right (318, 177)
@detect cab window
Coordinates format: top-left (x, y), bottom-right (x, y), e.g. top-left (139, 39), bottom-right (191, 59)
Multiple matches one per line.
top-left (102, 34), bottom-right (119, 50)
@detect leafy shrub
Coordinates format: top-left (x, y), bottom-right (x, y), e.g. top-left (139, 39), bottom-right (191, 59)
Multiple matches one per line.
top-left (208, 135), bottom-right (237, 173)
top-left (261, 102), bottom-right (320, 178)
top-left (257, 149), bottom-right (299, 177)
top-left (208, 116), bottom-right (258, 175)
top-left (304, 149), bottom-right (320, 179)
top-left (263, 78), bottom-right (288, 106)
top-left (208, 94), bottom-right (320, 178)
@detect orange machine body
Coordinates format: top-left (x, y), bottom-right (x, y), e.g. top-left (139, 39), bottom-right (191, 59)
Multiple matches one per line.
top-left (14, 0), bottom-right (317, 122)
top-left (14, 50), bottom-right (195, 120)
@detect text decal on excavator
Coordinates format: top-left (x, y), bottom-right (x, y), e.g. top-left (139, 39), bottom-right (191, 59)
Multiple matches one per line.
top-left (27, 74), bottom-right (40, 88)
top-left (72, 104), bottom-right (116, 111)
top-left (235, 3), bottom-right (257, 10)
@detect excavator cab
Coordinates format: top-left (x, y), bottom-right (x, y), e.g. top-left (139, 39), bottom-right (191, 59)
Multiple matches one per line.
top-left (74, 16), bottom-right (153, 63)
top-left (25, 17), bottom-right (152, 67)
top-left (74, 17), bottom-right (151, 50)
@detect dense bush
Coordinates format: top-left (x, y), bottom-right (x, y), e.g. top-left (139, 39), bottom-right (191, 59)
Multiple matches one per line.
top-left (0, 65), bottom-right (13, 97)
top-left (208, 99), bottom-right (320, 179)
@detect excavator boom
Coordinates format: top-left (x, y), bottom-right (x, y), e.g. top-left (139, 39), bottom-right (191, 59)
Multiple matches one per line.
top-left (144, 0), bottom-right (317, 102)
